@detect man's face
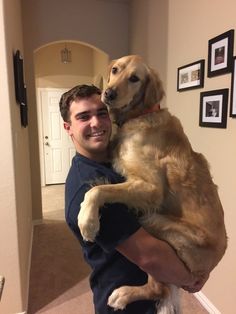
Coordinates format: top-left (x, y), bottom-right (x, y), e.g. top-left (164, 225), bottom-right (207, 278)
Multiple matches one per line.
top-left (64, 94), bottom-right (112, 161)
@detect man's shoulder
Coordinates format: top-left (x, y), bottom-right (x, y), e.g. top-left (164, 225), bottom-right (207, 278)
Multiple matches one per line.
top-left (68, 153), bottom-right (124, 184)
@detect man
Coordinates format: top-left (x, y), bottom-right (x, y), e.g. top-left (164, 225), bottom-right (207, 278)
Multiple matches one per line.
top-left (59, 85), bottom-right (207, 314)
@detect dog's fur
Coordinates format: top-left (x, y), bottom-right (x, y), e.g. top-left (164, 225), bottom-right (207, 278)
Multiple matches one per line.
top-left (78, 55), bottom-right (227, 313)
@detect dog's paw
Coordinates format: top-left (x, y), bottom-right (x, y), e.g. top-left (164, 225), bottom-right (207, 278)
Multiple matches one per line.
top-left (77, 199), bottom-right (100, 242)
top-left (108, 287), bottom-right (132, 311)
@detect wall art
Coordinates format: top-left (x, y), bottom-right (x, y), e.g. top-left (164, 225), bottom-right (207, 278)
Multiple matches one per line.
top-left (177, 59), bottom-right (205, 91)
top-left (207, 29), bottom-right (234, 77)
top-left (230, 56), bottom-right (236, 117)
top-left (199, 89), bottom-right (228, 128)
top-left (13, 50), bottom-right (28, 127)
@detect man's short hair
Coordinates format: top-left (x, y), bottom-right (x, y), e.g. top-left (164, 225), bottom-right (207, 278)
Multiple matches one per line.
top-left (59, 84), bottom-right (101, 122)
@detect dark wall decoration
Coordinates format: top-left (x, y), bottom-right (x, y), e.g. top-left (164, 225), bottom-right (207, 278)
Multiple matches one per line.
top-left (13, 50), bottom-right (28, 127)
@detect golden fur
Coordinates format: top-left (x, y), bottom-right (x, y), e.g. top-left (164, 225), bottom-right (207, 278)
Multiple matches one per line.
top-left (78, 55), bottom-right (227, 313)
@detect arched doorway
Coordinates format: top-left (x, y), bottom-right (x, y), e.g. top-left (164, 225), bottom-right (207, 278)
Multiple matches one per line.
top-left (34, 40), bottom-right (108, 217)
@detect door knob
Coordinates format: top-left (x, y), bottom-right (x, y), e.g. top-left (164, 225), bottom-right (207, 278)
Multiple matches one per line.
top-left (45, 142), bottom-right (50, 146)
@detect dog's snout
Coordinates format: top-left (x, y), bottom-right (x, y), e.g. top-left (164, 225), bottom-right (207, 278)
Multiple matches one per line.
top-left (105, 88), bottom-right (117, 102)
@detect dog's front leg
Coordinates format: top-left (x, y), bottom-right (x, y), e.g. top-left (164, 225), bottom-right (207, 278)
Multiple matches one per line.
top-left (78, 186), bottom-right (104, 242)
top-left (78, 180), bottom-right (163, 242)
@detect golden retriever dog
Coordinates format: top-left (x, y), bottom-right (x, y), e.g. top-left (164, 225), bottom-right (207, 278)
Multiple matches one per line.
top-left (78, 55), bottom-right (227, 313)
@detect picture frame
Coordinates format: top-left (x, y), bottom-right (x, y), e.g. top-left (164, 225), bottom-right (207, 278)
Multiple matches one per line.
top-left (13, 50), bottom-right (28, 127)
top-left (207, 29), bottom-right (234, 77)
top-left (230, 56), bottom-right (236, 117)
top-left (199, 89), bottom-right (228, 128)
top-left (177, 59), bottom-right (205, 91)
top-left (13, 50), bottom-right (25, 104)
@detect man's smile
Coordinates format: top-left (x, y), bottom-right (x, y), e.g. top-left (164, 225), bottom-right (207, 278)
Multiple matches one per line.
top-left (88, 130), bottom-right (106, 138)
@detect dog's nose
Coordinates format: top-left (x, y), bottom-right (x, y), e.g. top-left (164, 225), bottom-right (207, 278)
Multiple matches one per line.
top-left (104, 88), bottom-right (117, 101)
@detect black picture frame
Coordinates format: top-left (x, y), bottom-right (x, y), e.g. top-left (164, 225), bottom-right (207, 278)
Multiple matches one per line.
top-left (13, 50), bottom-right (28, 127)
top-left (207, 29), bottom-right (234, 77)
top-left (13, 50), bottom-right (25, 104)
top-left (230, 56), bottom-right (236, 117)
top-left (199, 89), bottom-right (228, 128)
top-left (177, 59), bottom-right (205, 91)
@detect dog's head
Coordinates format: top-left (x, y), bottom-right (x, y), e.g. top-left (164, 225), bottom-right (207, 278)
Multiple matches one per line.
top-left (102, 55), bottom-right (165, 124)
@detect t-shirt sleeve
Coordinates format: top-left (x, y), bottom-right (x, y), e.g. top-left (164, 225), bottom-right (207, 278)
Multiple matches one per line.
top-left (66, 183), bottom-right (141, 253)
top-left (95, 202), bottom-right (141, 252)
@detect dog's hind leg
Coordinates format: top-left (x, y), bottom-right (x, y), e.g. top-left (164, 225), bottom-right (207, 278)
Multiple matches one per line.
top-left (107, 275), bottom-right (178, 312)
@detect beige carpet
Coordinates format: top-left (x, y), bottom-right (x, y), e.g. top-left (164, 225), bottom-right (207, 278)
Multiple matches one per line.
top-left (27, 184), bottom-right (208, 313)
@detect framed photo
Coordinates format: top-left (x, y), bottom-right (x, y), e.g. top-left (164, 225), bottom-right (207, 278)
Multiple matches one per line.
top-left (13, 50), bottom-right (25, 104)
top-left (13, 50), bottom-right (28, 127)
top-left (199, 89), bottom-right (229, 128)
top-left (177, 60), bottom-right (205, 91)
top-left (207, 29), bottom-right (234, 77)
top-left (230, 56), bottom-right (236, 117)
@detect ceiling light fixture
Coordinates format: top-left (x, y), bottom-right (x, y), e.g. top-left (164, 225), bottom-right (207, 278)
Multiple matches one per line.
top-left (61, 44), bottom-right (72, 64)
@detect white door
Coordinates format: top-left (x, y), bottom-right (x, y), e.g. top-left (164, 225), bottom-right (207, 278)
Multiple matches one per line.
top-left (41, 89), bottom-right (75, 184)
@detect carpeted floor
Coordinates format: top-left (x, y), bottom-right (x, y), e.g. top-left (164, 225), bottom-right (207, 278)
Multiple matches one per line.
top-left (27, 185), bottom-right (208, 313)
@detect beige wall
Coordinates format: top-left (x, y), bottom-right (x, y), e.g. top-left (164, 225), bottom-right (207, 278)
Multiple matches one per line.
top-left (0, 0), bottom-right (32, 313)
top-left (35, 42), bottom-right (95, 88)
top-left (130, 0), bottom-right (168, 90)
top-left (35, 42), bottom-right (109, 89)
top-left (130, 0), bottom-right (236, 313)
top-left (93, 49), bottom-right (110, 89)
top-left (167, 1), bottom-right (236, 313)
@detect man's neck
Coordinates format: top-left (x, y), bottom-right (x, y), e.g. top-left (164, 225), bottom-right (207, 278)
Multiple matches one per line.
top-left (76, 148), bottom-right (109, 163)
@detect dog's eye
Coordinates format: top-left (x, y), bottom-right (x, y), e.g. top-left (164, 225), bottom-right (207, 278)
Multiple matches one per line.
top-left (112, 67), bottom-right (118, 74)
top-left (129, 75), bottom-right (140, 83)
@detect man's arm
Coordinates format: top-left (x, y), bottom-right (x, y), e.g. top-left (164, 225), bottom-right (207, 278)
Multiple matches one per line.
top-left (116, 227), bottom-right (208, 292)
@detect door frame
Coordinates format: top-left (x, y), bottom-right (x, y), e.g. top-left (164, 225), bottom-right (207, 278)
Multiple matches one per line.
top-left (37, 87), bottom-right (70, 186)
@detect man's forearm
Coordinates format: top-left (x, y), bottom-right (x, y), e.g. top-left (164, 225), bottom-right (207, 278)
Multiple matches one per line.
top-left (117, 227), bottom-right (193, 287)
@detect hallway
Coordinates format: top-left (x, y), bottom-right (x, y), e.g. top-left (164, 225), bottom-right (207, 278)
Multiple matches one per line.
top-left (28, 184), bottom-right (94, 313)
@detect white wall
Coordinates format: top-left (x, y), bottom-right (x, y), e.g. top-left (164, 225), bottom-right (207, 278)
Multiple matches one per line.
top-left (130, 0), bottom-right (236, 313)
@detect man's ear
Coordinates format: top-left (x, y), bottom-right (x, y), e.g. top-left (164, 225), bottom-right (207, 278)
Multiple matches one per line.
top-left (64, 122), bottom-right (71, 133)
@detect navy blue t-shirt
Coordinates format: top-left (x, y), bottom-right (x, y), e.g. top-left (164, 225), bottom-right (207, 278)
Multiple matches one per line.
top-left (65, 153), bottom-right (156, 314)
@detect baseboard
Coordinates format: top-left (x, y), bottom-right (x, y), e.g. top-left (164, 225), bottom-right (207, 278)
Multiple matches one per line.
top-left (194, 291), bottom-right (221, 314)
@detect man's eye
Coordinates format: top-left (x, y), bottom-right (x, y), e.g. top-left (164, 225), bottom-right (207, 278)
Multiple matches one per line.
top-left (78, 115), bottom-right (89, 121)
top-left (129, 75), bottom-right (140, 83)
top-left (112, 67), bottom-right (118, 74)
top-left (98, 110), bottom-right (109, 117)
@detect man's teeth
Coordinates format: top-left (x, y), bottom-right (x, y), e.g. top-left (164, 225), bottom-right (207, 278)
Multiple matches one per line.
top-left (90, 131), bottom-right (105, 137)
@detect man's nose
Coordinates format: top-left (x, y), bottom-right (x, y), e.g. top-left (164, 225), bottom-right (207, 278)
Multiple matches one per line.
top-left (90, 115), bottom-right (100, 126)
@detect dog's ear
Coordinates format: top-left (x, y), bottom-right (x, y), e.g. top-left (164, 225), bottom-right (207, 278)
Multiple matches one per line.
top-left (143, 68), bottom-right (165, 105)
top-left (107, 60), bottom-right (116, 83)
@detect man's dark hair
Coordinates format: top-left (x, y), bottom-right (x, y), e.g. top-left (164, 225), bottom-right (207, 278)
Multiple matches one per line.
top-left (59, 84), bottom-right (101, 122)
